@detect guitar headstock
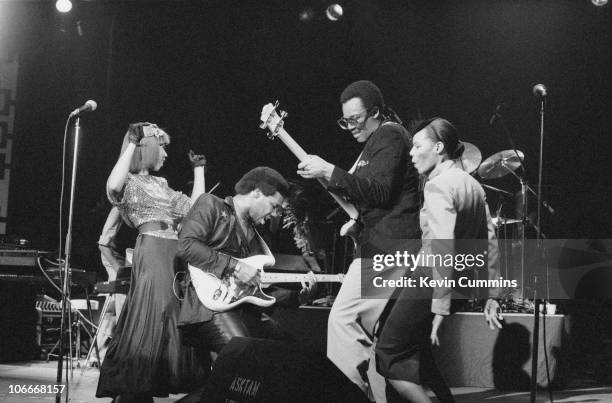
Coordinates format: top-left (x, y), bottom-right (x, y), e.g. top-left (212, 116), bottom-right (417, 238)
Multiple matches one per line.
top-left (259, 101), bottom-right (288, 140)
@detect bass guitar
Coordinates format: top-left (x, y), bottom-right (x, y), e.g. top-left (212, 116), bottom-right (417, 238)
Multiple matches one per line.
top-left (259, 101), bottom-right (362, 246)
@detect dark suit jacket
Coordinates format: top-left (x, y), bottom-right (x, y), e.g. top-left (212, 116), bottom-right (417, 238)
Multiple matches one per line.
top-left (326, 122), bottom-right (421, 257)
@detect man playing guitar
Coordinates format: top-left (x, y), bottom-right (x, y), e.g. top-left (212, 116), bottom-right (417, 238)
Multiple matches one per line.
top-left (296, 80), bottom-right (422, 401)
top-left (176, 167), bottom-right (317, 401)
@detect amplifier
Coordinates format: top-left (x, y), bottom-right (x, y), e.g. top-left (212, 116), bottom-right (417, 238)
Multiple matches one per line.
top-left (0, 249), bottom-right (40, 267)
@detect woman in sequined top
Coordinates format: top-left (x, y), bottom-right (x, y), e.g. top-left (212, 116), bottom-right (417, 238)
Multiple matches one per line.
top-left (96, 122), bottom-right (208, 402)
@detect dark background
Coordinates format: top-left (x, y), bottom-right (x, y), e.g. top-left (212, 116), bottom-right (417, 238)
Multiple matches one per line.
top-left (0, 0), bottom-right (610, 269)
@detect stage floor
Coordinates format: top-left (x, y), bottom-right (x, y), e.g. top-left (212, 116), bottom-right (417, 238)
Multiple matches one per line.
top-left (0, 360), bottom-right (611, 402)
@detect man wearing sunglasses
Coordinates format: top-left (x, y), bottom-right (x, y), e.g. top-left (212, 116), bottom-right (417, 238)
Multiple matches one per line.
top-left (297, 80), bottom-right (422, 401)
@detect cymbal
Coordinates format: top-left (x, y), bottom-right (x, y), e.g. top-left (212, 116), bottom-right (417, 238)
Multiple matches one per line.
top-left (478, 150), bottom-right (524, 179)
top-left (491, 216), bottom-right (523, 226)
top-left (457, 142), bottom-right (482, 174)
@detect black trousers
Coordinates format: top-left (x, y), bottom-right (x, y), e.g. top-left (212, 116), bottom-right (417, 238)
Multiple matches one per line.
top-left (177, 308), bottom-right (294, 403)
top-left (375, 268), bottom-right (455, 403)
top-left (183, 307), bottom-right (293, 355)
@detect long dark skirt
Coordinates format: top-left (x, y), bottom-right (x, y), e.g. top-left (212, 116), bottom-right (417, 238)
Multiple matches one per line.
top-left (375, 267), bottom-right (440, 383)
top-left (96, 235), bottom-right (206, 398)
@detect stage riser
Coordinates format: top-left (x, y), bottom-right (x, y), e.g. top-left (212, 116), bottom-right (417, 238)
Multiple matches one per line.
top-left (272, 307), bottom-right (567, 389)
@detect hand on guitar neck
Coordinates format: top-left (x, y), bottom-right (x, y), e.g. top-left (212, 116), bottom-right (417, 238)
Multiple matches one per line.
top-left (296, 155), bottom-right (335, 182)
top-left (259, 102), bottom-right (362, 248)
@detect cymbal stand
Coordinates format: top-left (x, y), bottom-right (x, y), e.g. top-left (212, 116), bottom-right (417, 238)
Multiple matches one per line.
top-left (499, 163), bottom-right (529, 301)
top-left (491, 110), bottom-right (529, 302)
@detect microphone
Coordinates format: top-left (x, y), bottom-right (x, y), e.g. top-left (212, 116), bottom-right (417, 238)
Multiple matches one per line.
top-left (69, 100), bottom-right (98, 117)
top-left (489, 103), bottom-right (504, 126)
top-left (532, 84), bottom-right (547, 98)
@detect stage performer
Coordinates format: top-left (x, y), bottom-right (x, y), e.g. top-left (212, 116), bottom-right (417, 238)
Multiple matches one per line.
top-left (375, 117), bottom-right (503, 402)
top-left (176, 167), bottom-right (317, 402)
top-left (91, 206), bottom-right (132, 365)
top-left (296, 80), bottom-right (422, 401)
top-left (96, 122), bottom-right (208, 402)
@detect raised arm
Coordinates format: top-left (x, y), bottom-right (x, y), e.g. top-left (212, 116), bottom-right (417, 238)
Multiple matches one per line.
top-left (107, 126), bottom-right (142, 196)
top-left (107, 143), bottom-right (135, 196)
top-left (188, 150), bottom-right (206, 204)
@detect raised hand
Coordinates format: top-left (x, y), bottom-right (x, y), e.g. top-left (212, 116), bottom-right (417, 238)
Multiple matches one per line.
top-left (188, 150), bottom-right (207, 169)
top-left (128, 123), bottom-right (145, 144)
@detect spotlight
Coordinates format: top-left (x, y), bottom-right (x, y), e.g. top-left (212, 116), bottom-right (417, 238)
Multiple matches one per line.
top-left (56, 0), bottom-right (73, 13)
top-left (326, 4), bottom-right (343, 22)
top-left (299, 8), bottom-right (315, 22)
top-left (591, 0), bottom-right (608, 5)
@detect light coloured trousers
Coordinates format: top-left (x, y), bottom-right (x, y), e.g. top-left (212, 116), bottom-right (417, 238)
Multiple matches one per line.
top-left (327, 258), bottom-right (403, 402)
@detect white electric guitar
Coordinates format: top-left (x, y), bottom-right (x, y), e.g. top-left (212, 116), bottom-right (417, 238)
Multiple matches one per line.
top-left (259, 102), bottom-right (362, 247)
top-left (188, 254), bottom-right (343, 312)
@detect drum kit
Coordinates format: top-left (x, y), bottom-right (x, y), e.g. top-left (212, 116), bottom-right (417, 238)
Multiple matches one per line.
top-left (458, 143), bottom-right (542, 305)
top-left (457, 142), bottom-right (537, 230)
top-left (458, 141), bottom-right (525, 223)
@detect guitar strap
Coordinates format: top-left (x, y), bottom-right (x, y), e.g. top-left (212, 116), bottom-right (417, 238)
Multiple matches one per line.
top-left (252, 226), bottom-right (275, 262)
top-left (348, 152), bottom-right (363, 174)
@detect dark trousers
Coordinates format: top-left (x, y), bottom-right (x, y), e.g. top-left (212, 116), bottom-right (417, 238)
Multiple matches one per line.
top-left (375, 268), bottom-right (455, 403)
top-left (184, 307), bottom-right (293, 354)
top-left (178, 308), bottom-right (293, 403)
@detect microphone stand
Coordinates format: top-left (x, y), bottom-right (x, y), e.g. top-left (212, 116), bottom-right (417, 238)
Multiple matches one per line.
top-left (530, 95), bottom-right (546, 403)
top-left (492, 97), bottom-right (550, 401)
top-left (55, 117), bottom-right (82, 403)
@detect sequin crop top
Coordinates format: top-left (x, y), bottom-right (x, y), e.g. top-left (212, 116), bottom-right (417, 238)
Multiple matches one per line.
top-left (108, 173), bottom-right (191, 230)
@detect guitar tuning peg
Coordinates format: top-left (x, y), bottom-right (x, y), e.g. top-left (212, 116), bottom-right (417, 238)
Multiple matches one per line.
top-left (266, 132), bottom-right (277, 140)
top-left (280, 110), bottom-right (288, 119)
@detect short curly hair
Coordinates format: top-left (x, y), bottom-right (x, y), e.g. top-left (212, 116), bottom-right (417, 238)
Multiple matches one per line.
top-left (234, 167), bottom-right (289, 198)
top-left (339, 80), bottom-right (385, 113)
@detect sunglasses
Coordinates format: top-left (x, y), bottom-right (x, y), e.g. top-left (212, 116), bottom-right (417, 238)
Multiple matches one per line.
top-left (337, 109), bottom-right (371, 130)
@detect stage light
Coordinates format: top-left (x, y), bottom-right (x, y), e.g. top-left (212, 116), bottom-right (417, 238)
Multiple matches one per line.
top-left (56, 0), bottom-right (72, 13)
top-left (591, 0), bottom-right (608, 6)
top-left (326, 4), bottom-right (343, 21)
top-left (299, 8), bottom-right (315, 22)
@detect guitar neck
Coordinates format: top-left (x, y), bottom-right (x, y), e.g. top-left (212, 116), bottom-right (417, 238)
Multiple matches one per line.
top-left (276, 127), bottom-right (309, 162)
top-left (261, 272), bottom-right (342, 284)
top-left (275, 128), bottom-right (359, 218)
